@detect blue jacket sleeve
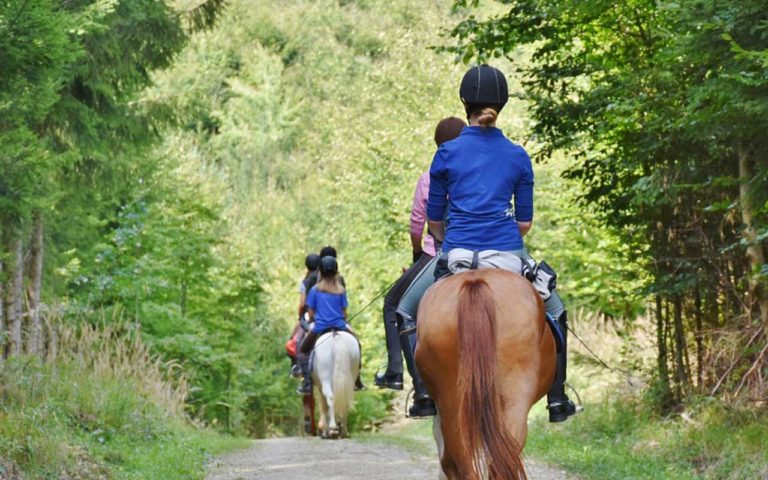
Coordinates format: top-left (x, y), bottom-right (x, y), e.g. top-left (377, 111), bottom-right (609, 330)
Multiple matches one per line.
top-left (513, 150), bottom-right (534, 222)
top-left (427, 149), bottom-right (448, 221)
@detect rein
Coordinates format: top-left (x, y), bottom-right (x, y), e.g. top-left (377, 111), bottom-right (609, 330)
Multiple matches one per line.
top-left (567, 325), bottom-right (637, 387)
top-left (346, 277), bottom-right (400, 323)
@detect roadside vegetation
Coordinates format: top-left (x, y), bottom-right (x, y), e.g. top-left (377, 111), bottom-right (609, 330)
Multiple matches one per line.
top-left (0, 323), bottom-right (245, 478)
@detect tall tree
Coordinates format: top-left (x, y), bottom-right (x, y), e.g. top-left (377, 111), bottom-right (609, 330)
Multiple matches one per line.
top-left (444, 0), bottom-right (768, 403)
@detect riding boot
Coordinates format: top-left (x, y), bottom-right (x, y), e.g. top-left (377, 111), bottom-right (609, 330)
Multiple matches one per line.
top-left (297, 355), bottom-right (313, 396)
top-left (375, 293), bottom-right (404, 390)
top-left (546, 311), bottom-right (577, 422)
top-left (401, 328), bottom-right (436, 418)
top-left (297, 331), bottom-right (318, 396)
top-left (352, 336), bottom-right (366, 391)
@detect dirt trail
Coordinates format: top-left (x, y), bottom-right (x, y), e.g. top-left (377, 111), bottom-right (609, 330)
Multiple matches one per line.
top-left (206, 435), bottom-right (576, 479)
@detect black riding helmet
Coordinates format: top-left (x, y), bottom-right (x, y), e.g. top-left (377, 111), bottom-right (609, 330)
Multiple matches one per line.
top-left (305, 253), bottom-right (321, 271)
top-left (459, 64), bottom-right (508, 112)
top-left (319, 255), bottom-right (338, 276)
top-left (319, 245), bottom-right (337, 258)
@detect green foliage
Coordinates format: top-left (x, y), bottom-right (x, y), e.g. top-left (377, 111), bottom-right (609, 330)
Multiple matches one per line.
top-left (444, 0), bottom-right (768, 403)
top-left (526, 396), bottom-right (768, 480)
top-left (0, 348), bottom-right (244, 479)
top-left (121, 0), bottom-right (645, 433)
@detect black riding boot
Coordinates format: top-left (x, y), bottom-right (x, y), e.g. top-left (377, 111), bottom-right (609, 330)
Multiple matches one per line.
top-left (546, 311), bottom-right (577, 422)
top-left (401, 327), bottom-right (436, 418)
top-left (350, 335), bottom-right (366, 391)
top-left (374, 295), bottom-right (404, 390)
top-left (297, 355), bottom-right (313, 396)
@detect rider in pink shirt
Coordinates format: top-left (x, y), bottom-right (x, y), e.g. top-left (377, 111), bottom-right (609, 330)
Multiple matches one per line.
top-left (373, 117), bottom-right (465, 418)
top-left (409, 172), bottom-right (436, 259)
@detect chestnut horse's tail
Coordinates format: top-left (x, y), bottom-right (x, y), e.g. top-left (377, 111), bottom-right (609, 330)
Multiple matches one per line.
top-left (457, 277), bottom-right (527, 480)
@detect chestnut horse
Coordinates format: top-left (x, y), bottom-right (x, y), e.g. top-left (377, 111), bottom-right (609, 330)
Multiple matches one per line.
top-left (415, 269), bottom-right (556, 480)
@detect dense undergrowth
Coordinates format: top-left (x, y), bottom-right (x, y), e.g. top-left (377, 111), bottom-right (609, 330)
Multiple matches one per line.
top-left (526, 397), bottom-right (768, 480)
top-left (521, 315), bottom-right (768, 480)
top-left (0, 324), bottom-right (245, 479)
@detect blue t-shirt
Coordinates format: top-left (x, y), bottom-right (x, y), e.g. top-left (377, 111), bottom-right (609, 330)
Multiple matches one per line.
top-left (427, 126), bottom-right (534, 252)
top-left (306, 286), bottom-right (348, 333)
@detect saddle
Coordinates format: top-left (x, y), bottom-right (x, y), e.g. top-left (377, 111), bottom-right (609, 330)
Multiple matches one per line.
top-left (436, 249), bottom-right (564, 352)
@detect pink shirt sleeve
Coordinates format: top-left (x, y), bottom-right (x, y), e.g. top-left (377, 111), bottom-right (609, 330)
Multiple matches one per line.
top-left (410, 172), bottom-right (436, 256)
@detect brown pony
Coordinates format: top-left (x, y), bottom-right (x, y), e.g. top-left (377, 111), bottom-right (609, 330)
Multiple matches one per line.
top-left (302, 393), bottom-right (317, 436)
top-left (415, 269), bottom-right (556, 480)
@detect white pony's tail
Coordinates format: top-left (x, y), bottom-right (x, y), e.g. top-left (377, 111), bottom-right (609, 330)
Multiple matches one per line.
top-left (332, 332), bottom-right (358, 423)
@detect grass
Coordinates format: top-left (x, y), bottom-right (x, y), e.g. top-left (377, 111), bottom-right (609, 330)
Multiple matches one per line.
top-left (521, 313), bottom-right (768, 480)
top-left (525, 395), bottom-right (768, 480)
top-left (0, 322), bottom-right (248, 479)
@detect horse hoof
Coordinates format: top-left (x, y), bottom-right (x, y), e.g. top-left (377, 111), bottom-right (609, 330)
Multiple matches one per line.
top-left (327, 428), bottom-right (340, 439)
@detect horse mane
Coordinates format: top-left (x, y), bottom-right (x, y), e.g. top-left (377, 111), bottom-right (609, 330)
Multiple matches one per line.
top-left (457, 277), bottom-right (527, 480)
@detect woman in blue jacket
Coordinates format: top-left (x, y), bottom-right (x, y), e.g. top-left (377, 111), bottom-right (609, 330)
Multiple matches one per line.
top-left (399, 65), bottom-right (576, 423)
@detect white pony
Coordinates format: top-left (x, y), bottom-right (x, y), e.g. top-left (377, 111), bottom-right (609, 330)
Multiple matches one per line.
top-left (311, 330), bottom-right (360, 439)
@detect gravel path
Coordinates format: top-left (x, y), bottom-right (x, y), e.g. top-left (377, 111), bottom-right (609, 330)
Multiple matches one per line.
top-left (206, 435), bottom-right (576, 479)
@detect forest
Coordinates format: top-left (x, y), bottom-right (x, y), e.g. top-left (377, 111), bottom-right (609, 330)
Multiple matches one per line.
top-left (0, 0), bottom-right (766, 478)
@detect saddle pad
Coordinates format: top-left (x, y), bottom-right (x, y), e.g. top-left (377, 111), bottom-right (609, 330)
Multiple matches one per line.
top-left (447, 249), bottom-right (524, 274)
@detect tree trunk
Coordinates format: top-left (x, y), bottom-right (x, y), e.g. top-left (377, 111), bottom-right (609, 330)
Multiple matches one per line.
top-left (673, 294), bottom-right (689, 393)
top-left (738, 142), bottom-right (768, 326)
top-left (694, 285), bottom-right (703, 388)
top-left (28, 213), bottom-right (44, 356)
top-left (655, 294), bottom-right (671, 407)
top-left (0, 257), bottom-right (4, 361)
top-left (7, 235), bottom-right (23, 356)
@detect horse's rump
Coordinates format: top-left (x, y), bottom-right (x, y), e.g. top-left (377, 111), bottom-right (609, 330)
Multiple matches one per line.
top-left (312, 331), bottom-right (360, 438)
top-left (416, 269), bottom-right (556, 479)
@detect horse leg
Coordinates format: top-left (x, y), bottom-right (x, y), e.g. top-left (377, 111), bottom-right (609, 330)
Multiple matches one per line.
top-left (309, 393), bottom-right (317, 436)
top-left (303, 393), bottom-right (317, 436)
top-left (433, 414), bottom-right (451, 480)
top-left (317, 386), bottom-right (329, 438)
top-left (434, 407), bottom-right (471, 479)
top-left (321, 379), bottom-right (338, 438)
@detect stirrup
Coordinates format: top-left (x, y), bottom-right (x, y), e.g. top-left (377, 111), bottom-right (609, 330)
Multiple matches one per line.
top-left (398, 315), bottom-right (417, 336)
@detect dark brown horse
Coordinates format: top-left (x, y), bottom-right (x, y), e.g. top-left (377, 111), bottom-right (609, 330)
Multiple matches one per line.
top-left (302, 393), bottom-right (317, 436)
top-left (415, 269), bottom-right (556, 480)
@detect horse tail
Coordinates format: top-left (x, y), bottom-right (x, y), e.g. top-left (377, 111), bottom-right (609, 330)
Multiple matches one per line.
top-left (457, 278), bottom-right (527, 480)
top-left (331, 333), bottom-right (356, 421)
